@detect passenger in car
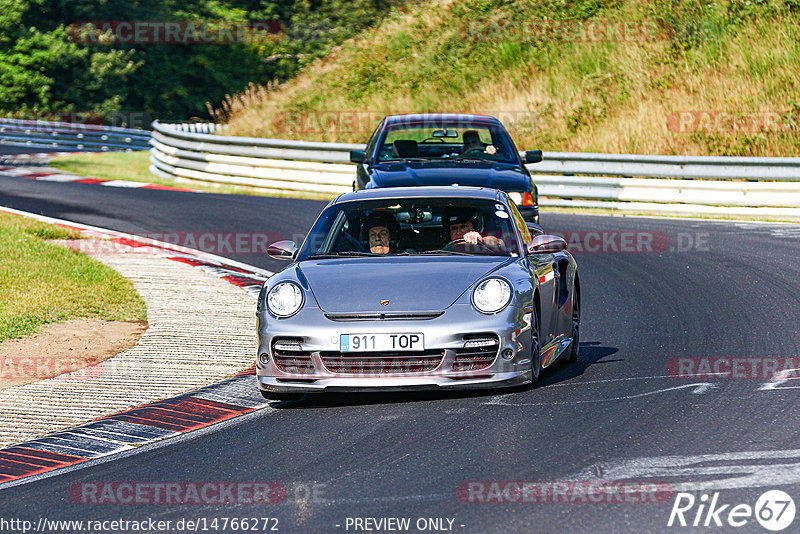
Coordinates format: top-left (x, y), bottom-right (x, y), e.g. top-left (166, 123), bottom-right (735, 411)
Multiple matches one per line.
top-left (361, 211), bottom-right (400, 254)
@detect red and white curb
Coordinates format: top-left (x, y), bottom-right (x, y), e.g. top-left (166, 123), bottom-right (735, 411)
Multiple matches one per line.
top-left (0, 369), bottom-right (263, 486)
top-left (0, 151), bottom-right (76, 161)
top-left (0, 165), bottom-right (198, 192)
top-left (0, 207), bottom-right (277, 485)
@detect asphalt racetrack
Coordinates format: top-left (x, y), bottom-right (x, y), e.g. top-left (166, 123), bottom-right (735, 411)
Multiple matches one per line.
top-left (3, 173), bottom-right (800, 532)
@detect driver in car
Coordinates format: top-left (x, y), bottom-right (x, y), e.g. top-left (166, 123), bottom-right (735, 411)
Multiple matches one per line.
top-left (362, 211), bottom-right (400, 254)
top-left (462, 130), bottom-right (497, 156)
top-left (442, 207), bottom-right (505, 251)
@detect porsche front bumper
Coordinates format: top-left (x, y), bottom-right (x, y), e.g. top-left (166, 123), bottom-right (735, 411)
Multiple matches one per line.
top-left (256, 303), bottom-right (534, 394)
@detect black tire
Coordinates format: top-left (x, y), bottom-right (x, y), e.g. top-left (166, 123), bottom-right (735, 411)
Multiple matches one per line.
top-left (564, 275), bottom-right (580, 363)
top-left (260, 390), bottom-right (304, 402)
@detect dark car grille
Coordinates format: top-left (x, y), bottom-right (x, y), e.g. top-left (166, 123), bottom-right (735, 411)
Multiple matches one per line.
top-left (324, 312), bottom-right (444, 322)
top-left (453, 335), bottom-right (499, 371)
top-left (272, 338), bottom-right (314, 375)
top-left (274, 355), bottom-right (314, 374)
top-left (320, 350), bottom-right (445, 375)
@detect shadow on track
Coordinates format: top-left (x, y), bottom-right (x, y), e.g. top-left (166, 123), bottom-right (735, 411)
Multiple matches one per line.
top-left (538, 341), bottom-right (620, 387)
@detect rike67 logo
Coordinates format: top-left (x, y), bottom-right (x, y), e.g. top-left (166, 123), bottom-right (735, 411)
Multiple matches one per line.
top-left (668, 490), bottom-right (795, 531)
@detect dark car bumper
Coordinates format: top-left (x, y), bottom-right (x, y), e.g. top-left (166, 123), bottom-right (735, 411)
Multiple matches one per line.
top-left (519, 205), bottom-right (539, 223)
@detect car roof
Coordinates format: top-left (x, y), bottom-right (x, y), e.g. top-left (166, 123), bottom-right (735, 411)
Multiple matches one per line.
top-left (331, 186), bottom-right (506, 205)
top-left (383, 113), bottom-right (503, 127)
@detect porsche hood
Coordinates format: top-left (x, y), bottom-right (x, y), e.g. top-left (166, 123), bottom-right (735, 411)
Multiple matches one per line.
top-left (298, 256), bottom-right (509, 313)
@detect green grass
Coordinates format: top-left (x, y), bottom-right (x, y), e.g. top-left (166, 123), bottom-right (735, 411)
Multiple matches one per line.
top-left (49, 151), bottom-right (155, 183)
top-left (216, 0), bottom-right (800, 157)
top-left (0, 214), bottom-right (147, 343)
top-left (49, 151), bottom-right (337, 200)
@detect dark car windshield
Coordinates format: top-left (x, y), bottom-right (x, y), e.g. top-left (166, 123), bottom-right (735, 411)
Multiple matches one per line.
top-left (376, 122), bottom-right (518, 164)
top-left (297, 197), bottom-right (522, 259)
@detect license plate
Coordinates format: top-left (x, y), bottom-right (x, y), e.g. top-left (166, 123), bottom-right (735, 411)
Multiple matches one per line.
top-left (340, 333), bottom-right (424, 352)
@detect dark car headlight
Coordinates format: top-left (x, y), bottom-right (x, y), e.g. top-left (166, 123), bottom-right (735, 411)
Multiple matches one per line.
top-left (267, 281), bottom-right (304, 317)
top-left (472, 278), bottom-right (512, 314)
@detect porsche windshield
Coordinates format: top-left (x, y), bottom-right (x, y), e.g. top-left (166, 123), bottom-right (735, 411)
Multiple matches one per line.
top-left (298, 198), bottom-right (522, 259)
top-left (378, 123), bottom-right (518, 164)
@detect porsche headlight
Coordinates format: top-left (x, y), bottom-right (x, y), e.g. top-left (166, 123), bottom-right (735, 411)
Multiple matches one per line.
top-left (508, 192), bottom-right (523, 205)
top-left (267, 282), bottom-right (304, 317)
top-left (472, 278), bottom-right (512, 314)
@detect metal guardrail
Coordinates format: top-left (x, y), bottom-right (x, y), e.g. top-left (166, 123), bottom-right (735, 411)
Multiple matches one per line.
top-left (149, 121), bottom-right (358, 194)
top-left (0, 118), bottom-right (151, 151)
top-left (535, 152), bottom-right (800, 181)
top-left (149, 121), bottom-right (800, 218)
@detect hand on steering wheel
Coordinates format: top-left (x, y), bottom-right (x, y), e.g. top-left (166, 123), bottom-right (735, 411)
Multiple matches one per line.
top-left (444, 237), bottom-right (493, 253)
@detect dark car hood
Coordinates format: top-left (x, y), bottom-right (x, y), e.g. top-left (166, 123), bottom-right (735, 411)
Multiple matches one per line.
top-left (299, 256), bottom-right (510, 313)
top-left (371, 161), bottom-right (529, 190)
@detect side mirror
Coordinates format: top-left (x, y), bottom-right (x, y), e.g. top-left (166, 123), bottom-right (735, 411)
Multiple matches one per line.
top-left (523, 150), bottom-right (543, 164)
top-left (267, 240), bottom-right (298, 260)
top-left (525, 222), bottom-right (544, 236)
top-left (350, 149), bottom-right (366, 163)
top-left (526, 234), bottom-right (566, 255)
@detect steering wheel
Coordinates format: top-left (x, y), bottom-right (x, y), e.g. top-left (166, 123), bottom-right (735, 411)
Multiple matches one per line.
top-left (444, 238), bottom-right (494, 253)
top-left (460, 147), bottom-right (486, 157)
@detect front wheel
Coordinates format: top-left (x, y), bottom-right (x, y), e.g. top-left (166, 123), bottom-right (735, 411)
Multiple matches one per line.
top-left (530, 310), bottom-right (542, 384)
top-left (564, 276), bottom-right (580, 363)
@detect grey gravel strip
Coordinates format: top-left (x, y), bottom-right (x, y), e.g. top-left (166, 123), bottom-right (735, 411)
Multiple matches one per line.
top-left (0, 245), bottom-right (261, 448)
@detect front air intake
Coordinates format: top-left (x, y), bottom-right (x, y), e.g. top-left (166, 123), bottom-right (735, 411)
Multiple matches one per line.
top-left (453, 334), bottom-right (499, 371)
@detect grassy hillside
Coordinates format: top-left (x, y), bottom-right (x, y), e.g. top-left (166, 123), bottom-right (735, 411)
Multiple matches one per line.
top-left (215, 0), bottom-right (800, 156)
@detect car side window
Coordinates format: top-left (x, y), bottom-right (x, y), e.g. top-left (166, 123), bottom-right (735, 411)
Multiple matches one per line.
top-left (508, 201), bottom-right (532, 244)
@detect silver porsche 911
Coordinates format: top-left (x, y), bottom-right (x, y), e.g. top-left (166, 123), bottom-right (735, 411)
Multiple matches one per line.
top-left (256, 186), bottom-right (580, 400)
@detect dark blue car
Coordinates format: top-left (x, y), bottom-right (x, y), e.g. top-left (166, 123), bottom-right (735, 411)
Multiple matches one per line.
top-left (349, 113), bottom-right (542, 222)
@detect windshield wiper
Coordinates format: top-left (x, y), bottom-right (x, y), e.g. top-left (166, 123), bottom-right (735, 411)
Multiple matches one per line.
top-left (308, 251), bottom-right (384, 259)
top-left (399, 249), bottom-right (473, 256)
top-left (447, 157), bottom-right (490, 163)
